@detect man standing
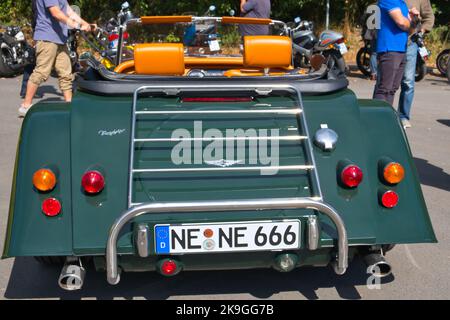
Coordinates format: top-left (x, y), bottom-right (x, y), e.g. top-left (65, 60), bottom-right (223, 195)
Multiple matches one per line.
top-left (18, 0), bottom-right (93, 117)
top-left (373, 0), bottom-right (419, 107)
top-left (239, 0), bottom-right (271, 36)
top-left (398, 0), bottom-right (434, 128)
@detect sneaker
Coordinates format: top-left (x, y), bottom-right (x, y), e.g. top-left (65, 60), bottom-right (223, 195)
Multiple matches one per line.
top-left (18, 104), bottom-right (32, 118)
top-left (401, 119), bottom-right (412, 129)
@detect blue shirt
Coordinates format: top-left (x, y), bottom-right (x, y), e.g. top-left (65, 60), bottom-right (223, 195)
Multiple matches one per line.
top-left (33, 0), bottom-right (68, 45)
top-left (376, 0), bottom-right (409, 53)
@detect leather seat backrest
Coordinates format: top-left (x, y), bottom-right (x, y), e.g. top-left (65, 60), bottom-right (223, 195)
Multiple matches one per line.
top-left (243, 36), bottom-right (292, 69)
top-left (134, 43), bottom-right (185, 75)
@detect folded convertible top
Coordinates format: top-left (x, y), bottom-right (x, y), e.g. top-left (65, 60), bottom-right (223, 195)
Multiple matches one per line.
top-left (76, 58), bottom-right (349, 96)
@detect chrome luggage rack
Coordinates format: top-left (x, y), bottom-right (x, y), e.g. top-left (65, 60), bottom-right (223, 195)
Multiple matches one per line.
top-left (105, 84), bottom-right (348, 285)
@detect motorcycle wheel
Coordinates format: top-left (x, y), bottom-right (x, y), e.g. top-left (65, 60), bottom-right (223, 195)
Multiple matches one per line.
top-left (0, 46), bottom-right (18, 77)
top-left (356, 47), bottom-right (372, 77)
top-left (415, 60), bottom-right (427, 82)
top-left (326, 50), bottom-right (348, 75)
top-left (436, 49), bottom-right (450, 76)
top-left (447, 61), bottom-right (450, 84)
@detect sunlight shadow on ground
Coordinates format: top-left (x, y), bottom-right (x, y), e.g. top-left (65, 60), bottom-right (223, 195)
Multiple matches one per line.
top-left (3, 256), bottom-right (394, 300)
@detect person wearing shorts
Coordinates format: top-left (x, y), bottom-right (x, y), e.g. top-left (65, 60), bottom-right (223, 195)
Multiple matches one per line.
top-left (19, 0), bottom-right (93, 117)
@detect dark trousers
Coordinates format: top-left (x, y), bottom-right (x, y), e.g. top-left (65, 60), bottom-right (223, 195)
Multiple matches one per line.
top-left (20, 63), bottom-right (35, 97)
top-left (373, 52), bottom-right (406, 106)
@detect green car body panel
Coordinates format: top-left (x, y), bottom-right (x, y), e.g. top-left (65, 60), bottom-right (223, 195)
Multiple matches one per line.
top-left (2, 85), bottom-right (436, 272)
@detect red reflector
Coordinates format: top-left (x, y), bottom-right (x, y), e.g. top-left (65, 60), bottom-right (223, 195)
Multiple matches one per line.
top-left (42, 198), bottom-right (62, 217)
top-left (161, 260), bottom-right (178, 275)
top-left (81, 170), bottom-right (105, 194)
top-left (381, 191), bottom-right (399, 208)
top-left (182, 97), bottom-right (253, 102)
top-left (341, 165), bottom-right (363, 188)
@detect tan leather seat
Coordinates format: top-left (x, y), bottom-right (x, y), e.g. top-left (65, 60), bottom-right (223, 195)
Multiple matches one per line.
top-left (134, 43), bottom-right (185, 75)
top-left (243, 36), bottom-right (292, 69)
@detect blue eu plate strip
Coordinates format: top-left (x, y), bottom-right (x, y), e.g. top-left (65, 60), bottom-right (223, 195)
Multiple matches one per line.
top-left (155, 225), bottom-right (170, 254)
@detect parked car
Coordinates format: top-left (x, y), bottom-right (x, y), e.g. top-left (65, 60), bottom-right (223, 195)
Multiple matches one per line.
top-left (2, 15), bottom-right (436, 290)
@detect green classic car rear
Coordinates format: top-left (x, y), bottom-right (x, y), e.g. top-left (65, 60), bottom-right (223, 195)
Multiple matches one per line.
top-left (2, 16), bottom-right (436, 290)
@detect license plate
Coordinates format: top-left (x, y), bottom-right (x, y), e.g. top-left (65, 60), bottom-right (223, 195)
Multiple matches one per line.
top-left (337, 43), bottom-right (348, 55)
top-left (154, 220), bottom-right (300, 254)
top-left (208, 39), bottom-right (220, 52)
top-left (419, 46), bottom-right (429, 58)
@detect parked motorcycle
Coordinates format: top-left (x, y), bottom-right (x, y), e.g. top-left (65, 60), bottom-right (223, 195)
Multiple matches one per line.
top-left (0, 25), bottom-right (35, 77)
top-left (436, 49), bottom-right (450, 76)
top-left (75, 1), bottom-right (135, 70)
top-left (356, 41), bottom-right (377, 78)
top-left (356, 32), bottom-right (428, 82)
top-left (290, 17), bottom-right (349, 75)
top-left (410, 31), bottom-right (429, 82)
top-left (183, 5), bottom-right (219, 53)
top-left (66, 28), bottom-right (80, 72)
top-left (356, 29), bottom-right (376, 77)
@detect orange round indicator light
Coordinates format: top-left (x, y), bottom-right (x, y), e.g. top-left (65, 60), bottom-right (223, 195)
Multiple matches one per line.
top-left (33, 169), bottom-right (57, 192)
top-left (383, 163), bottom-right (405, 184)
top-left (204, 229), bottom-right (214, 238)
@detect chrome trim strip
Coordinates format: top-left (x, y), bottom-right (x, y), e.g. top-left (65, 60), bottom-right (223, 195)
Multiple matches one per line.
top-left (106, 198), bottom-right (348, 285)
top-left (135, 109), bottom-right (301, 115)
top-left (132, 165), bottom-right (314, 173)
top-left (134, 136), bottom-right (308, 142)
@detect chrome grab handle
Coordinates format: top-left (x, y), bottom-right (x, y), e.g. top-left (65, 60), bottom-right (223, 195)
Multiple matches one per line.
top-left (106, 198), bottom-right (348, 285)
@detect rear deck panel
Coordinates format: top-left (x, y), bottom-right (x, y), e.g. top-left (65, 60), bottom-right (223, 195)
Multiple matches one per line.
top-left (3, 84), bottom-right (435, 259)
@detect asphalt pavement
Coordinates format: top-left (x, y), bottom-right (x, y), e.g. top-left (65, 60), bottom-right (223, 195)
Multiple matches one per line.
top-left (0, 68), bottom-right (449, 300)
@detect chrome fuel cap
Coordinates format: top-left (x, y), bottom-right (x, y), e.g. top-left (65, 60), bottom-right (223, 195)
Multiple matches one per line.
top-left (314, 124), bottom-right (338, 151)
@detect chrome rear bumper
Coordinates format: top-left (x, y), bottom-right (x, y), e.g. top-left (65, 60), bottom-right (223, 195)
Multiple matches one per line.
top-left (106, 197), bottom-right (348, 285)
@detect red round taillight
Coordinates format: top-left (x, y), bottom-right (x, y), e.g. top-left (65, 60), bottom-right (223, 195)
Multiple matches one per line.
top-left (42, 198), bottom-right (62, 217)
top-left (381, 191), bottom-right (399, 208)
top-left (341, 165), bottom-right (363, 188)
top-left (160, 260), bottom-right (178, 276)
top-left (81, 170), bottom-right (105, 194)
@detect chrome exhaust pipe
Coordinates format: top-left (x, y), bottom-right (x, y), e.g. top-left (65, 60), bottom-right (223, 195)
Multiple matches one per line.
top-left (58, 259), bottom-right (85, 291)
top-left (363, 252), bottom-right (392, 278)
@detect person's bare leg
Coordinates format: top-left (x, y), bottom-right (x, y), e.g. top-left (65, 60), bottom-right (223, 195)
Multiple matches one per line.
top-left (63, 90), bottom-right (72, 102)
top-left (22, 82), bottom-right (39, 107)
